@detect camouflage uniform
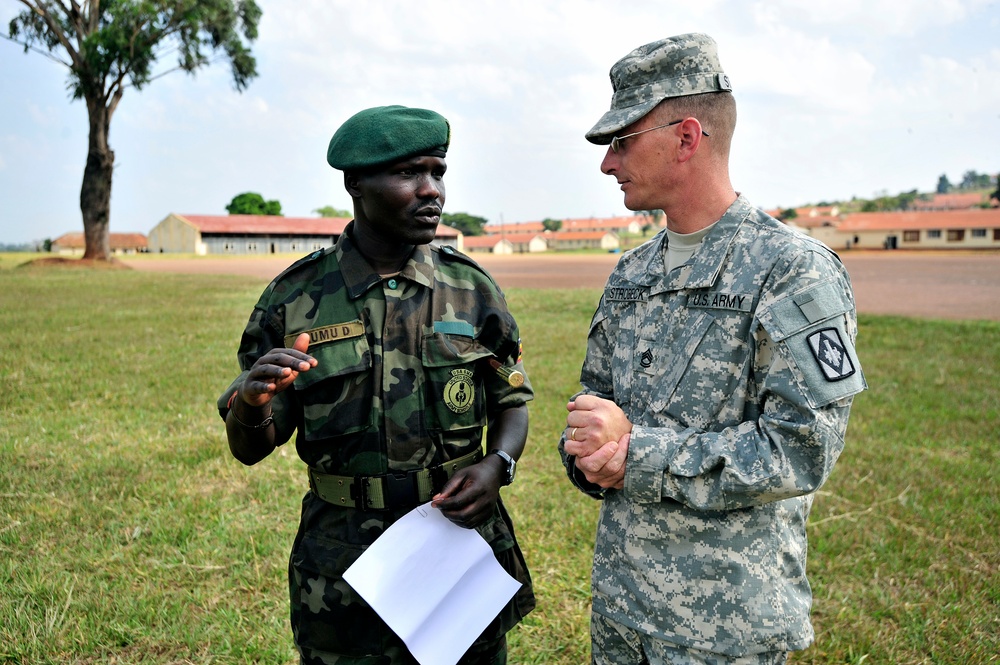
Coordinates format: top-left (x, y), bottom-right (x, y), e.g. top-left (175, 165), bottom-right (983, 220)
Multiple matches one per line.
top-left (560, 196), bottom-right (866, 656)
top-left (222, 225), bottom-right (535, 664)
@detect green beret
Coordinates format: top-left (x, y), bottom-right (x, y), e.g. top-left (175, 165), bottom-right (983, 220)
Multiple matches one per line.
top-left (326, 105), bottom-right (451, 171)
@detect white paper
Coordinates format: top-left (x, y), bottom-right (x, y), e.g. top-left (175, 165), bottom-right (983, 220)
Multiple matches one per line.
top-left (343, 502), bottom-right (522, 665)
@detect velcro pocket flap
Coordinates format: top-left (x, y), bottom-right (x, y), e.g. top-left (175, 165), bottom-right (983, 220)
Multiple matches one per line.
top-left (422, 332), bottom-right (494, 367)
top-left (759, 279), bottom-right (851, 342)
top-left (293, 333), bottom-right (371, 389)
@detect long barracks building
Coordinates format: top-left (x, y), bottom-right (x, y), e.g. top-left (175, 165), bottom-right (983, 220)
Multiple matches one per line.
top-left (807, 208), bottom-right (1000, 251)
top-left (147, 213), bottom-right (461, 254)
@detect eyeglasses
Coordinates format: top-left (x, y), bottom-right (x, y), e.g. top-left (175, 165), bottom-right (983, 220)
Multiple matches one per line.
top-left (609, 119), bottom-right (710, 153)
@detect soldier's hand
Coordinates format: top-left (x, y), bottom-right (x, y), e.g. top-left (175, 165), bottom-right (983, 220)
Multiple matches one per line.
top-left (575, 432), bottom-right (629, 490)
top-left (431, 463), bottom-right (501, 529)
top-left (564, 394), bottom-right (632, 458)
top-left (239, 333), bottom-right (316, 407)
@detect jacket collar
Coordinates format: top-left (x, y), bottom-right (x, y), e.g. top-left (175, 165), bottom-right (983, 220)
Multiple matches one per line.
top-left (335, 222), bottom-right (436, 299)
top-left (620, 195), bottom-right (754, 294)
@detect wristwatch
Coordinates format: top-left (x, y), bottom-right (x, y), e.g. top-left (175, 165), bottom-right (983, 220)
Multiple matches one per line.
top-left (490, 450), bottom-right (516, 486)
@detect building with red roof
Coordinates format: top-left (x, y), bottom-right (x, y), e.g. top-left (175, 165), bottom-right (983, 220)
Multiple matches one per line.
top-left (545, 230), bottom-right (620, 251)
top-left (52, 232), bottom-right (148, 255)
top-left (910, 192), bottom-right (990, 211)
top-left (483, 221), bottom-right (545, 235)
top-left (811, 209), bottom-right (1000, 250)
top-left (463, 233), bottom-right (547, 254)
top-left (483, 214), bottom-right (652, 236)
top-left (477, 214), bottom-right (643, 252)
top-left (147, 213), bottom-right (461, 254)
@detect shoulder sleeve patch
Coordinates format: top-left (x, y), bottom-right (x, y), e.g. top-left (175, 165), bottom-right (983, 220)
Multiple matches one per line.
top-left (807, 328), bottom-right (857, 381)
top-left (760, 280), bottom-right (866, 407)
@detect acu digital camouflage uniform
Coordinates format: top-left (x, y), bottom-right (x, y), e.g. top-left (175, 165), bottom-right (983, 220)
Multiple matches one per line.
top-left (220, 225), bottom-right (535, 663)
top-left (560, 195), bottom-right (866, 656)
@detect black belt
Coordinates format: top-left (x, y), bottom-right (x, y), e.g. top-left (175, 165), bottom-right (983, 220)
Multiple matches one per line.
top-left (308, 448), bottom-right (483, 511)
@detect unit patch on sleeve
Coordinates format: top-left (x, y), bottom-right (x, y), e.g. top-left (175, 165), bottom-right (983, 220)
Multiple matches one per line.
top-left (444, 368), bottom-right (475, 414)
top-left (807, 328), bottom-right (856, 381)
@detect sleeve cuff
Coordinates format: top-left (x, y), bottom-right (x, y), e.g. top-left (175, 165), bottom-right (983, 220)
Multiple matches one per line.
top-left (568, 456), bottom-right (607, 499)
top-left (624, 424), bottom-right (676, 504)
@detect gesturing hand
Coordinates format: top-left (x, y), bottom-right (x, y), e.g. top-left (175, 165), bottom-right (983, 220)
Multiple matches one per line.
top-left (240, 333), bottom-right (316, 407)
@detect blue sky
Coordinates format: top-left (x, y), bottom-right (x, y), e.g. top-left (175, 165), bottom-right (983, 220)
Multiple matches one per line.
top-left (1, 0), bottom-right (998, 245)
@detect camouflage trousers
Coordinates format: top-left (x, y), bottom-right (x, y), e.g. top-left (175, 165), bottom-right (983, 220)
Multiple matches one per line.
top-left (591, 613), bottom-right (788, 665)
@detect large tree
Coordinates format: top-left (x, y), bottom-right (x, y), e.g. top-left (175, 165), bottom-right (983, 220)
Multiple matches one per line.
top-left (8, 0), bottom-right (261, 261)
top-left (936, 174), bottom-right (952, 194)
top-left (441, 212), bottom-right (488, 237)
top-left (959, 169), bottom-right (992, 190)
top-left (226, 191), bottom-right (281, 216)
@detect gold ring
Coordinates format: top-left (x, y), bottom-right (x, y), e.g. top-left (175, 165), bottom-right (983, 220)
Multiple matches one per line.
top-left (571, 427), bottom-right (578, 441)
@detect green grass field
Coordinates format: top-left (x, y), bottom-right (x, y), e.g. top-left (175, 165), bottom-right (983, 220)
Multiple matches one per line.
top-left (1, 261), bottom-right (997, 664)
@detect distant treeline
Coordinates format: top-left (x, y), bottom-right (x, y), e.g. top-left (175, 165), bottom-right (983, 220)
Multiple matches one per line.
top-left (1, 242), bottom-right (45, 252)
top-left (799, 169), bottom-right (998, 214)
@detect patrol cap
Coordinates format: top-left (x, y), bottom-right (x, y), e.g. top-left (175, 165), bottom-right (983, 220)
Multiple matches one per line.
top-left (586, 33), bottom-right (732, 145)
top-left (326, 105), bottom-right (451, 171)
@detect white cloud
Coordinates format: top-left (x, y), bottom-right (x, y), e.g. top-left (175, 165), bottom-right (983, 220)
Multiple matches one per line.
top-left (901, 48), bottom-right (1000, 115)
top-left (729, 29), bottom-right (877, 115)
top-left (759, 0), bottom-right (990, 35)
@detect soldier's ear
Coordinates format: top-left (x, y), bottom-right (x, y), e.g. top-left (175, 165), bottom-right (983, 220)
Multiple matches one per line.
top-left (344, 172), bottom-right (362, 198)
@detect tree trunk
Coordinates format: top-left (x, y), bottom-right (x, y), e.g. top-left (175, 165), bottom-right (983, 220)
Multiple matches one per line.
top-left (80, 96), bottom-right (114, 262)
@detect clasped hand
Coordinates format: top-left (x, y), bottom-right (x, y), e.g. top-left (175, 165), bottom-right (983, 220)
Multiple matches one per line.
top-left (564, 394), bottom-right (632, 490)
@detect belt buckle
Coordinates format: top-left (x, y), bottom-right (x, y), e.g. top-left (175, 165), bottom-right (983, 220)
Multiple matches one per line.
top-left (350, 475), bottom-right (369, 510)
top-left (383, 471), bottom-right (419, 510)
top-left (430, 464), bottom-right (448, 493)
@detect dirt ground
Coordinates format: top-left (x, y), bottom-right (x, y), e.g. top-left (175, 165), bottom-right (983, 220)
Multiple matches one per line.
top-left (122, 250), bottom-right (1000, 322)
